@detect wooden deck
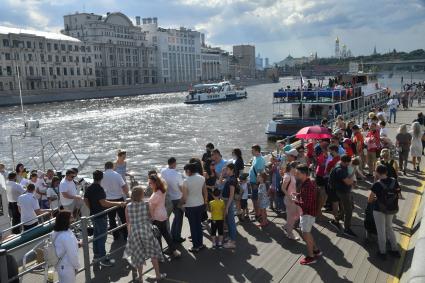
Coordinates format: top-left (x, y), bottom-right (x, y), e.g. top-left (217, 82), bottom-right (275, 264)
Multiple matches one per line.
top-left (20, 104), bottom-right (425, 283)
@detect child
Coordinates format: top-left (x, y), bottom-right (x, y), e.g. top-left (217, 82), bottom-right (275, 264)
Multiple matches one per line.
top-left (239, 174), bottom-right (249, 219)
top-left (350, 157), bottom-right (365, 184)
top-left (257, 172), bottom-right (270, 227)
top-left (209, 189), bottom-right (225, 248)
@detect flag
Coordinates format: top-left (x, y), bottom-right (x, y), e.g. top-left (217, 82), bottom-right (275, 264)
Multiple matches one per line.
top-left (300, 70), bottom-right (305, 88)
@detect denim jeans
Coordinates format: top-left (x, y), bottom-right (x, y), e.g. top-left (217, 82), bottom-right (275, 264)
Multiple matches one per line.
top-left (185, 205), bottom-right (204, 248)
top-left (225, 200), bottom-right (237, 241)
top-left (92, 215), bottom-right (108, 259)
top-left (389, 109), bottom-right (397, 123)
top-left (171, 199), bottom-right (184, 241)
top-left (107, 197), bottom-right (127, 240)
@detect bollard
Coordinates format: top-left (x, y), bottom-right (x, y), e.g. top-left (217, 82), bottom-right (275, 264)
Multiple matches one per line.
top-left (80, 217), bottom-right (91, 282)
top-left (0, 249), bottom-right (8, 283)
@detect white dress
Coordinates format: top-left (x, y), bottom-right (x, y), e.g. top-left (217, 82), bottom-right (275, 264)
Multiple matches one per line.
top-left (410, 134), bottom-right (423, 158)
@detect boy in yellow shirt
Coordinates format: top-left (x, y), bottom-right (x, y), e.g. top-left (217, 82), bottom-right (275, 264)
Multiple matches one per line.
top-left (209, 189), bottom-right (225, 248)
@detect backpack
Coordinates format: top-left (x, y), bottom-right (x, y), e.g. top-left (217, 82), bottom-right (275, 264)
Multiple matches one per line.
top-left (381, 159), bottom-right (397, 179)
top-left (377, 179), bottom-right (398, 214)
top-left (37, 233), bottom-right (64, 267)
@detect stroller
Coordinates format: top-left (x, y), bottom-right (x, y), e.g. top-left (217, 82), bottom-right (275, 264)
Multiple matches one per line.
top-left (364, 201), bottom-right (377, 241)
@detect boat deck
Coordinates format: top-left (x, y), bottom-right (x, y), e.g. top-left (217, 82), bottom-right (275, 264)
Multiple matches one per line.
top-left (20, 105), bottom-right (425, 283)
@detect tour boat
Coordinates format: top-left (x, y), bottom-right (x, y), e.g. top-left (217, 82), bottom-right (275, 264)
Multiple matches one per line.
top-left (184, 81), bottom-right (247, 104)
top-left (265, 73), bottom-right (389, 139)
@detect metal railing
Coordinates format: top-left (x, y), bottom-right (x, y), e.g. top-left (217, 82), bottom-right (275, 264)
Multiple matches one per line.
top-left (0, 203), bottom-right (131, 283)
top-left (408, 204), bottom-right (425, 283)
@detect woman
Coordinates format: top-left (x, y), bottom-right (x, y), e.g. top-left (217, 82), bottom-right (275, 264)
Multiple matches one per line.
top-left (410, 122), bottom-right (423, 171)
top-left (182, 163), bottom-right (207, 253)
top-left (15, 163), bottom-right (26, 183)
top-left (220, 163), bottom-right (238, 248)
top-left (189, 157), bottom-right (204, 175)
top-left (396, 124), bottom-right (412, 175)
top-left (366, 122), bottom-right (381, 176)
top-left (315, 144), bottom-right (328, 216)
top-left (281, 162), bottom-right (301, 240)
top-left (114, 150), bottom-right (130, 183)
top-left (47, 176), bottom-right (61, 210)
top-left (148, 174), bottom-right (181, 258)
top-left (53, 210), bottom-right (80, 283)
top-left (232, 148), bottom-right (245, 178)
top-left (336, 115), bottom-right (345, 130)
top-left (125, 186), bottom-right (166, 282)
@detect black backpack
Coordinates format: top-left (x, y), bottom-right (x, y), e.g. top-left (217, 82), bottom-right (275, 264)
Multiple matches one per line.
top-left (377, 178), bottom-right (399, 214)
top-left (381, 159), bottom-right (397, 179)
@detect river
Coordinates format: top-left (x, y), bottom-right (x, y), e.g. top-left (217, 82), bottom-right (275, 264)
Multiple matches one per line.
top-left (0, 73), bottom-right (424, 178)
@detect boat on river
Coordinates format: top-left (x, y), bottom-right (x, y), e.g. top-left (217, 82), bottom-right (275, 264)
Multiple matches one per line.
top-left (265, 73), bottom-right (389, 139)
top-left (184, 81), bottom-right (247, 104)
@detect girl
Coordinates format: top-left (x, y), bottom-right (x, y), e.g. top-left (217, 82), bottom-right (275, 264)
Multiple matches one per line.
top-left (148, 174), bottom-right (181, 258)
top-left (282, 162), bottom-right (301, 240)
top-left (410, 122), bottom-right (423, 171)
top-left (125, 186), bottom-right (166, 281)
top-left (114, 150), bottom-right (130, 183)
top-left (257, 172), bottom-right (270, 227)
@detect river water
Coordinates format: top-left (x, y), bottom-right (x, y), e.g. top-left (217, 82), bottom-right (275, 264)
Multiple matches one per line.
top-left (0, 73), bottom-right (424, 177)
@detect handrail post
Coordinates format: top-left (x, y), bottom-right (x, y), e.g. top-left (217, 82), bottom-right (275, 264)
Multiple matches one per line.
top-left (0, 249), bottom-right (8, 283)
top-left (81, 216), bottom-right (91, 282)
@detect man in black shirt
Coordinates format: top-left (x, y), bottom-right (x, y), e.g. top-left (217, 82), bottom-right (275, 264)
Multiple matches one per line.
top-left (202, 143), bottom-right (214, 164)
top-left (84, 170), bottom-right (126, 267)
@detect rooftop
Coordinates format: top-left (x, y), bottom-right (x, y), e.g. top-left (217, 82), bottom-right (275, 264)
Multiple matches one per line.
top-left (0, 26), bottom-right (81, 42)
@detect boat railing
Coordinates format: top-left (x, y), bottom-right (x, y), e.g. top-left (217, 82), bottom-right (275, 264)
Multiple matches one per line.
top-left (0, 202), bottom-right (134, 283)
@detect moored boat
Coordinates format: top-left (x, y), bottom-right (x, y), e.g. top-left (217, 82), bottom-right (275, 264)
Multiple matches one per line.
top-left (266, 73), bottom-right (389, 139)
top-left (184, 81), bottom-right (247, 104)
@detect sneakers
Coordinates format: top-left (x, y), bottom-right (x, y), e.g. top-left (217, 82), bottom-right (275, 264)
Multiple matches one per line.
top-left (329, 220), bottom-right (342, 231)
top-left (223, 241), bottom-right (236, 249)
top-left (173, 237), bottom-right (186, 243)
top-left (313, 249), bottom-right (323, 257)
top-left (300, 256), bottom-right (317, 265)
top-left (99, 258), bottom-right (115, 267)
top-left (343, 228), bottom-right (357, 238)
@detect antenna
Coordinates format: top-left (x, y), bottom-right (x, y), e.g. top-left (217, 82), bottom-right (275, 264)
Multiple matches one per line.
top-left (16, 66), bottom-right (26, 125)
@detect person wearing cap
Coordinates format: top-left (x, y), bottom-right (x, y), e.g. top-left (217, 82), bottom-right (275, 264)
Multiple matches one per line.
top-left (285, 149), bottom-right (298, 163)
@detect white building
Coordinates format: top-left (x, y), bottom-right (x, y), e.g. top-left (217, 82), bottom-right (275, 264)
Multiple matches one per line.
top-left (62, 12), bottom-right (156, 86)
top-left (141, 17), bottom-right (202, 84)
top-left (0, 26), bottom-right (96, 94)
top-left (200, 46), bottom-right (230, 81)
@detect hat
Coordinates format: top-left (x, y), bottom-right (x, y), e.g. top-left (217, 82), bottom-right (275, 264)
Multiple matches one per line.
top-left (368, 112), bottom-right (376, 119)
top-left (283, 145), bottom-right (292, 152)
top-left (285, 149), bottom-right (298, 157)
top-left (343, 138), bottom-right (352, 144)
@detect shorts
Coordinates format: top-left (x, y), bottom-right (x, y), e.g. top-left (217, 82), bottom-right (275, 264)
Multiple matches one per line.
top-left (240, 199), bottom-right (248, 209)
top-left (300, 215), bottom-right (316, 233)
top-left (210, 220), bottom-right (224, 236)
top-left (250, 183), bottom-right (258, 200)
top-left (325, 185), bottom-right (339, 203)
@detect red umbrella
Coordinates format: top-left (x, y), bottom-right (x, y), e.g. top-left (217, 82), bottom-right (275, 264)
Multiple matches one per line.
top-left (295, 126), bottom-right (332, 139)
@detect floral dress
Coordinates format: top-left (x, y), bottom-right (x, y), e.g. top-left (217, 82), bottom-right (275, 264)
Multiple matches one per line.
top-left (258, 183), bottom-right (270, 209)
top-left (124, 201), bottom-right (164, 266)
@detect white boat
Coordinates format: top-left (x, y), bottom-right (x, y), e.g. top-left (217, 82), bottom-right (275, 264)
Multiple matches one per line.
top-left (184, 81), bottom-right (247, 104)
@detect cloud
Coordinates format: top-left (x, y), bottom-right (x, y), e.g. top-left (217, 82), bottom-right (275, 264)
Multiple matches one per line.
top-left (0, 0), bottom-right (424, 62)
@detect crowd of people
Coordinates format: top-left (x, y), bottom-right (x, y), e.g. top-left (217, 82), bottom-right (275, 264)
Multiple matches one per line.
top-left (1, 98), bottom-right (425, 282)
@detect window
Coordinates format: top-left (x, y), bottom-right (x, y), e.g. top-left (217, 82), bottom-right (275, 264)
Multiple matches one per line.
top-left (41, 67), bottom-right (46, 76)
top-left (26, 41), bottom-right (32, 48)
top-left (86, 46), bottom-right (91, 52)
top-left (28, 54), bottom-right (32, 61)
top-left (3, 39), bottom-right (9, 47)
top-left (77, 68), bottom-right (80, 75)
top-left (0, 66), bottom-right (2, 76)
top-left (0, 82), bottom-right (3, 91)
top-left (48, 55), bottom-right (52, 62)
top-left (54, 43), bottom-right (58, 50)
top-left (69, 56), bottom-right (73, 62)
top-left (40, 54), bottom-right (45, 62)
top-left (63, 67), bottom-right (67, 76)
top-left (47, 43), bottom-right (51, 51)
top-left (62, 56), bottom-right (66, 62)
top-left (74, 45), bottom-right (79, 51)
top-left (61, 44), bottom-right (66, 51)
top-left (75, 56), bottom-right (79, 62)
top-left (29, 66), bottom-right (34, 75)
top-left (70, 68), bottom-right (74, 75)
top-left (49, 67), bottom-right (53, 76)
top-left (68, 45), bottom-right (72, 51)
top-left (82, 57), bottom-right (85, 63)
top-left (55, 55), bottom-right (59, 62)
top-left (39, 42), bottom-right (43, 49)
top-left (56, 67), bottom-right (60, 75)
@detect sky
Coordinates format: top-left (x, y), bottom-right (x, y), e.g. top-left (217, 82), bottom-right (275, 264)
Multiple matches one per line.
top-left (1, 0), bottom-right (424, 63)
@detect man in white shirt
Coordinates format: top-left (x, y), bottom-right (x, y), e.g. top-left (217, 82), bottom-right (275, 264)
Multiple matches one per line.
top-left (387, 95), bottom-right (399, 123)
top-left (6, 172), bottom-right (26, 234)
top-left (59, 170), bottom-right (83, 216)
top-left (17, 183), bottom-right (50, 231)
top-left (161, 157), bottom-right (185, 243)
top-left (101, 161), bottom-right (129, 240)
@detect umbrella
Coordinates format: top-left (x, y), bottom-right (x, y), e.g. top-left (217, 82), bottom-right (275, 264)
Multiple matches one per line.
top-left (295, 126), bottom-right (332, 139)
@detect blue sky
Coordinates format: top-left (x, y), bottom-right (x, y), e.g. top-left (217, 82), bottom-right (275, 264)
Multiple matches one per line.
top-left (1, 0), bottom-right (424, 63)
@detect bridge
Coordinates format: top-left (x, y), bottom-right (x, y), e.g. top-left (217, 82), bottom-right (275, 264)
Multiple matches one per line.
top-left (361, 59), bottom-right (425, 72)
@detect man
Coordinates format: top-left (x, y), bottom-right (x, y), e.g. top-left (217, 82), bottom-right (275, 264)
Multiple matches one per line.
top-left (17, 184), bottom-right (50, 231)
top-left (84, 170), bottom-right (126, 267)
top-left (331, 135), bottom-right (345, 156)
top-left (161, 157), bottom-right (185, 243)
top-left (45, 169), bottom-right (55, 187)
top-left (370, 165), bottom-right (401, 259)
top-left (202, 143), bottom-right (214, 163)
top-left (101, 161), bottom-right (129, 241)
top-left (6, 172), bottom-right (26, 234)
top-left (248, 144), bottom-right (265, 217)
top-left (329, 155), bottom-right (356, 237)
top-left (295, 164), bottom-right (321, 265)
top-left (59, 170), bottom-right (83, 216)
top-left (211, 149), bottom-right (226, 176)
top-left (0, 163), bottom-right (7, 181)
